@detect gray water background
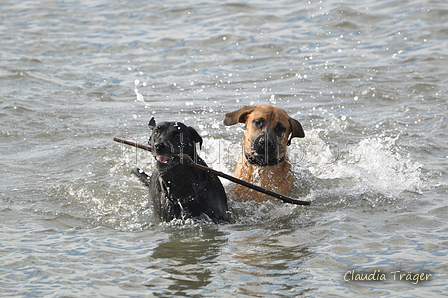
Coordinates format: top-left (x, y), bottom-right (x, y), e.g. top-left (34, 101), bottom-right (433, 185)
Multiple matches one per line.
top-left (1, 0), bottom-right (447, 296)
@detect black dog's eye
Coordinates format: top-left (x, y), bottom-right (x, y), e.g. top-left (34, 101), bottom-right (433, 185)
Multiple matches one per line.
top-left (152, 125), bottom-right (163, 136)
top-left (253, 118), bottom-right (264, 129)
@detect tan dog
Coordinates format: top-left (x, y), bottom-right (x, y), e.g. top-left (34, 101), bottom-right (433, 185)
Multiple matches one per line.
top-left (224, 104), bottom-right (305, 202)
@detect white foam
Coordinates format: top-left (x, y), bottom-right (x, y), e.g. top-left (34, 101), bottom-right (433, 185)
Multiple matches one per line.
top-left (301, 131), bottom-right (423, 198)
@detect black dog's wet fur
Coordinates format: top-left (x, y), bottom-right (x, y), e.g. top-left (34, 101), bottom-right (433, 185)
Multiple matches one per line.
top-left (132, 118), bottom-right (230, 223)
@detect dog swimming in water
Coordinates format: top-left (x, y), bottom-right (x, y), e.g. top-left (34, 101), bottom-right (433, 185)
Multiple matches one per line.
top-left (224, 104), bottom-right (305, 202)
top-left (132, 117), bottom-right (230, 223)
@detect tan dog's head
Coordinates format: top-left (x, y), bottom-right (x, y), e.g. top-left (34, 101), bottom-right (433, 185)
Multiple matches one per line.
top-left (224, 104), bottom-right (304, 166)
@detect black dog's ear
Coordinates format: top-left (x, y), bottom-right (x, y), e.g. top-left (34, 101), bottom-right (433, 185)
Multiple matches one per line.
top-left (148, 117), bottom-right (156, 129)
top-left (187, 126), bottom-right (203, 150)
top-left (287, 117), bottom-right (305, 145)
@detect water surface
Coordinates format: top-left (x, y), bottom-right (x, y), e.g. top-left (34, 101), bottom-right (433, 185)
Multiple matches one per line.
top-left (1, 0), bottom-right (447, 296)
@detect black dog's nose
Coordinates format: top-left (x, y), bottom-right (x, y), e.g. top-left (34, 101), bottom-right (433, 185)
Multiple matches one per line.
top-left (154, 142), bottom-right (170, 152)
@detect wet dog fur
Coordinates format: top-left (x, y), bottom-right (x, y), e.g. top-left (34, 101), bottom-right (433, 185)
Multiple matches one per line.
top-left (132, 118), bottom-right (230, 223)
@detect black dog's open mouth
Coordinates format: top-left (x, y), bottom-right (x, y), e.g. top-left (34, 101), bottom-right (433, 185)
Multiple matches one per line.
top-left (155, 155), bottom-right (174, 164)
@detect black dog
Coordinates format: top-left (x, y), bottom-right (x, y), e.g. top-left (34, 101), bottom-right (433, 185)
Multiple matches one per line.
top-left (132, 118), bottom-right (230, 223)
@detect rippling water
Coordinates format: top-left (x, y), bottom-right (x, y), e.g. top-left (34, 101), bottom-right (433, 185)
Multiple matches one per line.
top-left (1, 0), bottom-right (447, 296)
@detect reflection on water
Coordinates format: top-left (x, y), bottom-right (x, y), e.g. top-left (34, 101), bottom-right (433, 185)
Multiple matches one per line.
top-left (145, 225), bottom-right (314, 296)
top-left (146, 226), bottom-right (226, 295)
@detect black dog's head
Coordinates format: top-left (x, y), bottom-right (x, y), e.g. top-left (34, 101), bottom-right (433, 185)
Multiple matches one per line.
top-left (148, 117), bottom-right (203, 171)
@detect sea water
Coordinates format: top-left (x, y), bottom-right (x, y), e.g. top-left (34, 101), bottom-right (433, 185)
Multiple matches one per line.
top-left (1, 0), bottom-right (447, 296)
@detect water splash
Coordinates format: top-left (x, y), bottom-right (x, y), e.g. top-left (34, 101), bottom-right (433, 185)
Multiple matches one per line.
top-left (303, 131), bottom-right (423, 199)
top-left (134, 79), bottom-right (147, 105)
top-left (51, 119), bottom-right (424, 230)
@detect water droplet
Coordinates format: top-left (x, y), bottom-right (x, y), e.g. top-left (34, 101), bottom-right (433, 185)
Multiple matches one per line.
top-left (136, 94), bottom-right (144, 102)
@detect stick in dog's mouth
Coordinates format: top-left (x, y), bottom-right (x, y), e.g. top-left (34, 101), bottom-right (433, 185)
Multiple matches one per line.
top-left (114, 137), bottom-right (311, 206)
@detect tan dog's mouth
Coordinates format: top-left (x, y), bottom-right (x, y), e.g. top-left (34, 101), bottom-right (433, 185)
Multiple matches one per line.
top-left (244, 150), bottom-right (287, 166)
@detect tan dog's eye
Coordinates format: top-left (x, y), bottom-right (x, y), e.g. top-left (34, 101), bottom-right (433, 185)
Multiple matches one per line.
top-left (274, 123), bottom-right (286, 134)
top-left (253, 118), bottom-right (264, 129)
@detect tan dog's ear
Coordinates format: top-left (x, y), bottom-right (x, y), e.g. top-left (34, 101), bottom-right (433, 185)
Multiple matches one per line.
top-left (287, 118), bottom-right (305, 145)
top-left (223, 106), bottom-right (256, 126)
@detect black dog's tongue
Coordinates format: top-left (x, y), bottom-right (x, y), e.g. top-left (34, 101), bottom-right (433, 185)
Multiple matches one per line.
top-left (156, 155), bottom-right (172, 163)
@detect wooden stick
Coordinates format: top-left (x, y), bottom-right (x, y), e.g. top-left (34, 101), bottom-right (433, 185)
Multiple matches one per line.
top-left (113, 137), bottom-right (152, 151)
top-left (114, 137), bottom-right (311, 206)
top-left (176, 153), bottom-right (311, 205)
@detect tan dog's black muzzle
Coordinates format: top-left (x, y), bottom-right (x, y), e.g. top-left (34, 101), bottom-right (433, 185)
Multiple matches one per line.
top-left (246, 131), bottom-right (286, 166)
top-left (252, 132), bottom-right (278, 157)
